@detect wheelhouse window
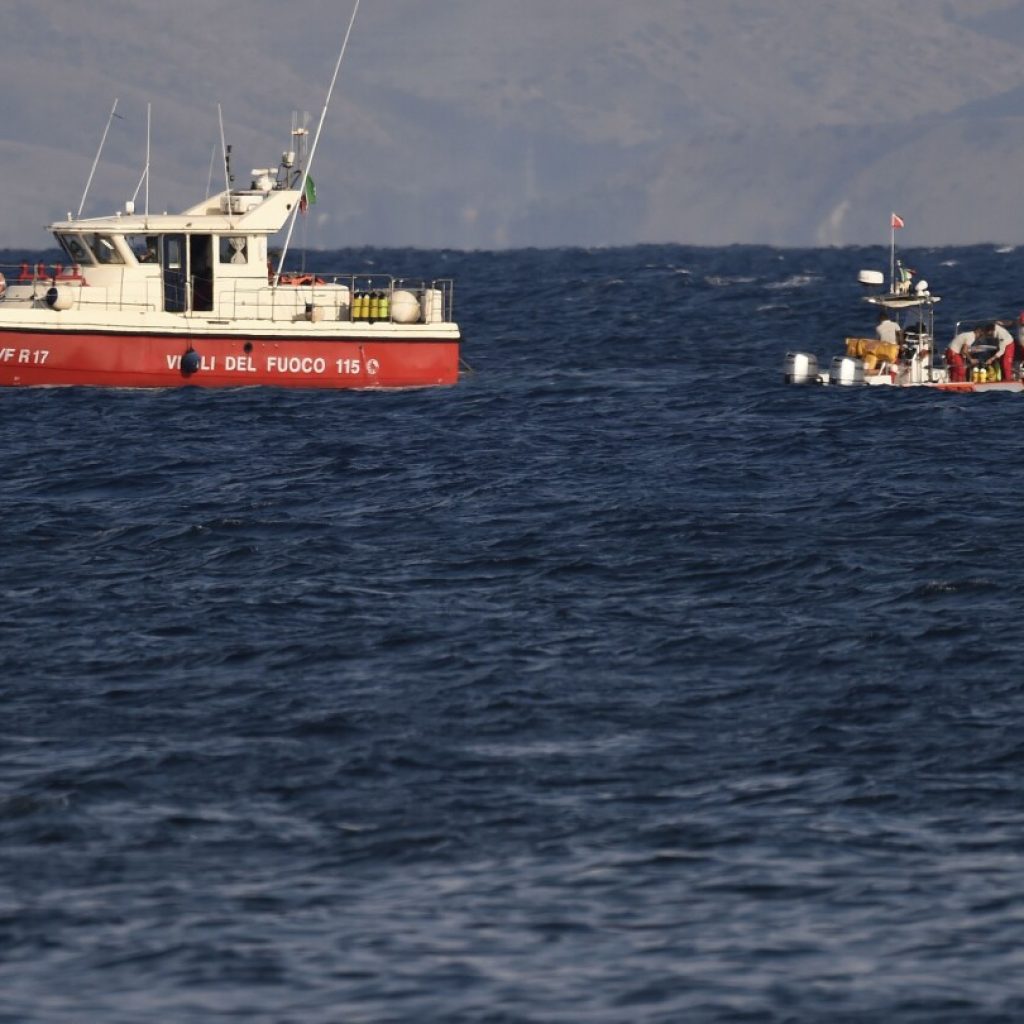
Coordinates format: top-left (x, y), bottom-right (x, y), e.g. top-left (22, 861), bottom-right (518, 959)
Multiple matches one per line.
top-left (219, 236), bottom-right (248, 264)
top-left (165, 237), bottom-right (183, 270)
top-left (127, 234), bottom-right (160, 264)
top-left (55, 233), bottom-right (96, 265)
top-left (87, 234), bottom-right (125, 265)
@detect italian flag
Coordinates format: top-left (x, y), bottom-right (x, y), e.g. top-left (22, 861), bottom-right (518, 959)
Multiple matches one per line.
top-left (300, 176), bottom-right (317, 212)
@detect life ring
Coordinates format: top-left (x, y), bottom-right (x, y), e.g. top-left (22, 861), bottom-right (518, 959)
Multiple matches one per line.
top-left (0, 271), bottom-right (6, 300)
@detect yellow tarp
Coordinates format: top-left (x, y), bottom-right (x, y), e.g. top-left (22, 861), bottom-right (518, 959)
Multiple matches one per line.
top-left (845, 337), bottom-right (899, 371)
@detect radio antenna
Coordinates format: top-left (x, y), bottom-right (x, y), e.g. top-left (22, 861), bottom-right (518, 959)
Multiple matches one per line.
top-left (275, 0), bottom-right (361, 284)
top-left (77, 98), bottom-right (121, 219)
top-left (218, 104), bottom-right (235, 228)
top-left (206, 144), bottom-right (217, 198)
top-left (129, 103), bottom-right (152, 223)
top-left (145, 102), bottom-right (151, 222)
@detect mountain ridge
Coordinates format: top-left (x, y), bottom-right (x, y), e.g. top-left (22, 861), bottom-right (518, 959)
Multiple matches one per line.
top-left (2, 0), bottom-right (1024, 248)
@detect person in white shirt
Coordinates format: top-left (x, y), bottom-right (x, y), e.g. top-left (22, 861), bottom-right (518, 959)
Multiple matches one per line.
top-left (984, 321), bottom-right (1016, 381)
top-left (875, 311), bottom-right (902, 346)
top-left (945, 326), bottom-right (980, 383)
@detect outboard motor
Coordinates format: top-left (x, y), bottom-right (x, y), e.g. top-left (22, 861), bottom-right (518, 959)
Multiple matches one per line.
top-left (784, 351), bottom-right (821, 385)
top-left (829, 355), bottom-right (865, 386)
top-left (899, 332), bottom-right (932, 384)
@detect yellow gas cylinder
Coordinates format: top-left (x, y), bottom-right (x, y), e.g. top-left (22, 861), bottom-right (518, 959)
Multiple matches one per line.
top-left (379, 291), bottom-right (390, 320)
top-left (369, 292), bottom-right (381, 320)
top-left (356, 292), bottom-right (368, 319)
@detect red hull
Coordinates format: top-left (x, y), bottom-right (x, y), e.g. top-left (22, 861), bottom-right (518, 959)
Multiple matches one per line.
top-left (0, 329), bottom-right (459, 389)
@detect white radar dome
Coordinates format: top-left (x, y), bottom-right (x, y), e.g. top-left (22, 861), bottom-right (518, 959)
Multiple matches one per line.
top-left (858, 270), bottom-right (885, 286)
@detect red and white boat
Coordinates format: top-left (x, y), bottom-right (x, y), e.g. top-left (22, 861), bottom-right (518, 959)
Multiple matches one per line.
top-left (784, 215), bottom-right (1024, 392)
top-left (0, 167), bottom-right (459, 390)
top-left (0, 11), bottom-right (460, 390)
top-left (784, 268), bottom-right (1024, 392)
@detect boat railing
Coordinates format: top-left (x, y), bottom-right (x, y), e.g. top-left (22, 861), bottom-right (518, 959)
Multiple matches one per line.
top-left (0, 262), bottom-right (455, 324)
top-left (221, 273), bottom-right (455, 324)
top-left (0, 260), bottom-right (85, 289)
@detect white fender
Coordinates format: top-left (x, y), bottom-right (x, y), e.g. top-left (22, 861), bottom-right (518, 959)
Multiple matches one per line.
top-left (46, 286), bottom-right (75, 311)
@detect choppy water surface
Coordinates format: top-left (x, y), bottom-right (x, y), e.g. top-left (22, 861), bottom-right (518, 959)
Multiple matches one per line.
top-left (3, 244), bottom-right (1024, 1022)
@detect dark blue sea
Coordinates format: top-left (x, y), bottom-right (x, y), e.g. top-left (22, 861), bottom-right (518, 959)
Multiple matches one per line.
top-left (4, 243), bottom-right (1024, 1023)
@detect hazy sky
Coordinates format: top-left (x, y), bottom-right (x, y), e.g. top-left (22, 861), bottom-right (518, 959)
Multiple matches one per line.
top-left (4, 0), bottom-right (1024, 249)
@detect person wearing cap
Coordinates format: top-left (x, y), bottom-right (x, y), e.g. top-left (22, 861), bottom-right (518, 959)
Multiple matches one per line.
top-left (983, 321), bottom-right (1015, 381)
top-left (945, 325), bottom-right (981, 383)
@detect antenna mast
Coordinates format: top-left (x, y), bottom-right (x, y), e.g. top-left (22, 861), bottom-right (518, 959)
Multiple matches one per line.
top-left (218, 104), bottom-right (235, 228)
top-left (77, 98), bottom-right (120, 219)
top-left (130, 103), bottom-right (152, 223)
top-left (206, 145), bottom-right (218, 198)
top-left (145, 102), bottom-right (151, 223)
top-left (889, 218), bottom-right (896, 292)
top-left (275, 0), bottom-right (361, 284)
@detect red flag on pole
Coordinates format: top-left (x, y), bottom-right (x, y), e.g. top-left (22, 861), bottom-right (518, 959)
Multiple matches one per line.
top-left (891, 213), bottom-right (905, 229)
